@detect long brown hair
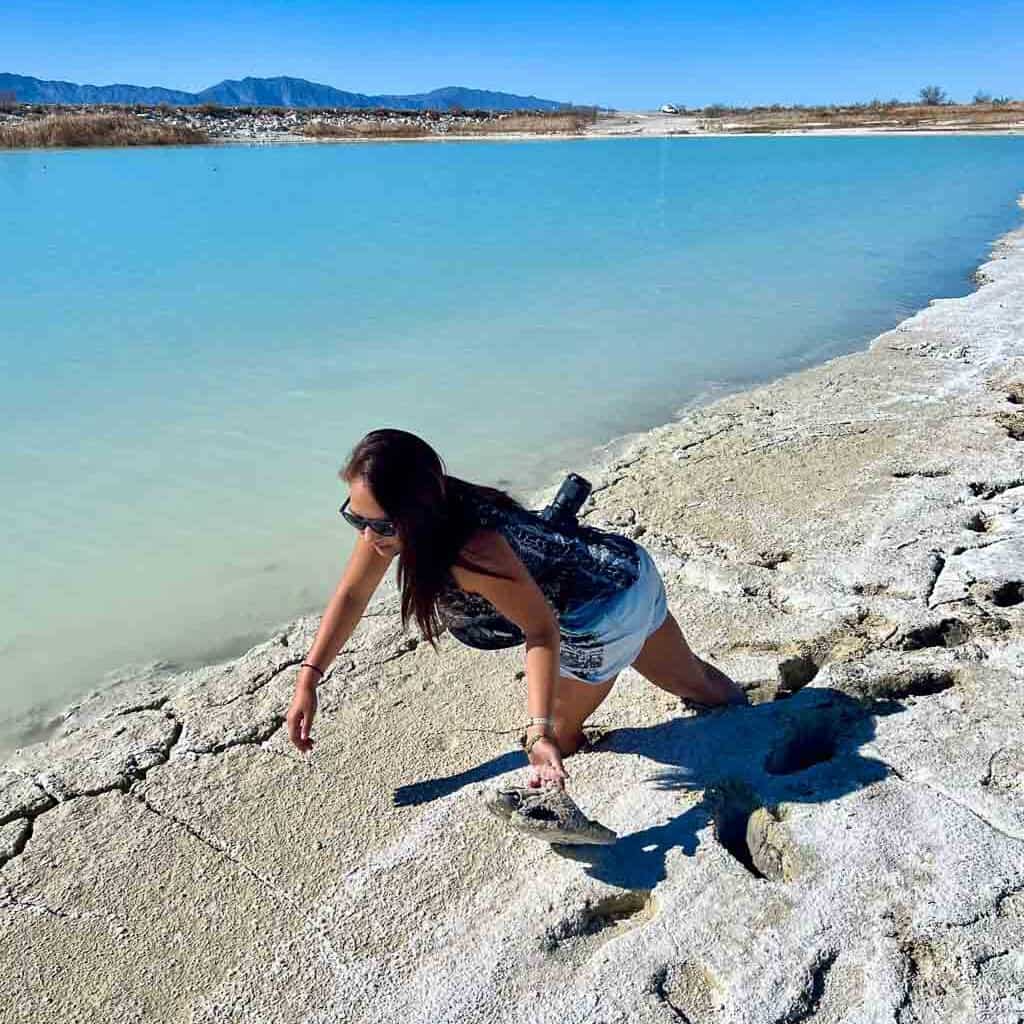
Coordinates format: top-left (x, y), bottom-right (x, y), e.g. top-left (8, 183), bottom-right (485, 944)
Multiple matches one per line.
top-left (340, 428), bottom-right (525, 648)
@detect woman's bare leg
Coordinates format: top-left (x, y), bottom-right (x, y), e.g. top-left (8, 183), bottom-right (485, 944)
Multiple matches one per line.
top-left (548, 673), bottom-right (618, 755)
top-left (631, 612), bottom-right (747, 706)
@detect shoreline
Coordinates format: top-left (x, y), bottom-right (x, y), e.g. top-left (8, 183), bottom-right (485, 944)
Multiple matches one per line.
top-left (2, 194), bottom-right (1023, 1018)
top-left (3, 107), bottom-right (1023, 151)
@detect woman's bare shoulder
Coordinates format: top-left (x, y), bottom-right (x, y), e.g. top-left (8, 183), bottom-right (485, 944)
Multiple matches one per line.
top-left (451, 529), bottom-right (518, 589)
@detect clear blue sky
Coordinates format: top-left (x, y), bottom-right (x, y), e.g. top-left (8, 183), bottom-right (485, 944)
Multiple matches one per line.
top-left (6, 0), bottom-right (1022, 109)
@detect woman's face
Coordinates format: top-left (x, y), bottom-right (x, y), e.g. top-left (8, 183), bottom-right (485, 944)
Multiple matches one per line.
top-left (347, 476), bottom-right (403, 558)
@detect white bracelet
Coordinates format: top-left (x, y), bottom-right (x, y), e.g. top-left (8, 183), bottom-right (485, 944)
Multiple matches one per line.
top-left (527, 716), bottom-right (553, 727)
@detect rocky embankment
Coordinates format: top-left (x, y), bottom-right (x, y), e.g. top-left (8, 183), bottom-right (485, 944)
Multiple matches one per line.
top-left (0, 105), bottom-right (593, 144)
top-left (2, 218), bottom-right (1023, 1022)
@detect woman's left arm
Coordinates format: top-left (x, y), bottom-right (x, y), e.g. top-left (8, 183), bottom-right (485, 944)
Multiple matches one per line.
top-left (450, 531), bottom-right (567, 786)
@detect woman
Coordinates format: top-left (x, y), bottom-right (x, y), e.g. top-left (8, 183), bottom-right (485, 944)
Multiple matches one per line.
top-left (286, 428), bottom-right (747, 788)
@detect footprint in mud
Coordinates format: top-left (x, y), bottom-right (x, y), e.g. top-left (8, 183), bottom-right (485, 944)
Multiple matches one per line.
top-left (650, 960), bottom-right (726, 1021)
top-left (995, 411), bottom-right (1024, 440)
top-left (541, 889), bottom-right (654, 957)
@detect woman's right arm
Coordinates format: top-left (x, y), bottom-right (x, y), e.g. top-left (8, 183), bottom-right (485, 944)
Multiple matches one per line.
top-left (286, 538), bottom-right (394, 752)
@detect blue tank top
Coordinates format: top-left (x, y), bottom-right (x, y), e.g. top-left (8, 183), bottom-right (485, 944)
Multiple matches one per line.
top-left (435, 491), bottom-right (641, 649)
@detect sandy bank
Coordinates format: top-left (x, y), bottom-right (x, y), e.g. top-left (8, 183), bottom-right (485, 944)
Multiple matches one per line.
top-left (2, 207), bottom-right (1024, 1021)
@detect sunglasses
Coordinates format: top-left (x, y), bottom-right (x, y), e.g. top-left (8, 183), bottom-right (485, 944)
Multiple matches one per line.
top-left (339, 497), bottom-right (398, 537)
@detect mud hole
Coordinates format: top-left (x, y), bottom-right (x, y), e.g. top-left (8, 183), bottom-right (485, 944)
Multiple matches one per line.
top-left (963, 511), bottom-right (994, 533)
top-left (707, 779), bottom-right (806, 881)
top-left (899, 618), bottom-right (971, 650)
top-left (708, 779), bottom-right (768, 879)
top-left (987, 581), bottom-right (1024, 607)
top-left (880, 668), bottom-right (956, 700)
top-left (765, 712), bottom-right (844, 776)
top-left (777, 654), bottom-right (821, 695)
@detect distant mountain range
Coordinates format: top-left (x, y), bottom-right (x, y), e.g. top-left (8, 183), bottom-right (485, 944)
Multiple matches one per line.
top-left (0, 73), bottom-right (570, 112)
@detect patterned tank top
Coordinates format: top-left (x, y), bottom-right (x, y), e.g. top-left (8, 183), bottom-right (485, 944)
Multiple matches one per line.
top-left (435, 491), bottom-right (641, 650)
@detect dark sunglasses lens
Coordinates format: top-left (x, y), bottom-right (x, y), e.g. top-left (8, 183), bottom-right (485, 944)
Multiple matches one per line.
top-left (340, 506), bottom-right (395, 537)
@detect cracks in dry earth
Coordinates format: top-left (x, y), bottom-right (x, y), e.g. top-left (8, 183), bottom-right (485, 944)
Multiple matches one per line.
top-left (914, 778), bottom-right (1024, 844)
top-left (975, 948), bottom-right (1011, 969)
top-left (1, 639), bottom-right (381, 869)
top-left (680, 423), bottom-right (871, 468)
top-left (204, 655), bottom-right (307, 710)
top-left (0, 711), bottom-right (183, 870)
top-left (897, 778), bottom-right (1024, 843)
top-left (892, 468), bottom-right (951, 479)
top-left (0, 887), bottom-right (111, 924)
top-left (669, 422), bottom-right (738, 461)
top-left (129, 787), bottom-right (345, 972)
top-left (183, 713), bottom-right (289, 756)
top-left (378, 637), bottom-right (420, 664)
top-left (113, 695), bottom-right (171, 717)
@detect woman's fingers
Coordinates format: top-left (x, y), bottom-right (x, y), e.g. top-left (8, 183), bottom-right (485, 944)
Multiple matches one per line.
top-left (286, 692), bottom-right (316, 753)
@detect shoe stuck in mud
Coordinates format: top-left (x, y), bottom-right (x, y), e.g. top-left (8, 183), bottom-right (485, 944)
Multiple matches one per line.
top-left (482, 785), bottom-right (618, 845)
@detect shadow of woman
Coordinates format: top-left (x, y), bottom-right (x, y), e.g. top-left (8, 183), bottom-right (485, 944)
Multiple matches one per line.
top-left (394, 687), bottom-right (901, 892)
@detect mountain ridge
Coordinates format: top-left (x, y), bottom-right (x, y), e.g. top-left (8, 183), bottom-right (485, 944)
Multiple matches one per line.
top-left (0, 73), bottom-right (571, 111)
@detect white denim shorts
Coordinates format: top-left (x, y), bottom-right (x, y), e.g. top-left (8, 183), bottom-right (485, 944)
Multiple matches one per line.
top-left (556, 544), bottom-right (669, 685)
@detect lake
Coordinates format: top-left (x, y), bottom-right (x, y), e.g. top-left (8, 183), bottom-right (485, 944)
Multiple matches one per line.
top-left (1, 134), bottom-right (1022, 753)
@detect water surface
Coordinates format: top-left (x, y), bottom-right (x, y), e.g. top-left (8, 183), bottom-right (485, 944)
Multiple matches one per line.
top-left (1, 135), bottom-right (1022, 752)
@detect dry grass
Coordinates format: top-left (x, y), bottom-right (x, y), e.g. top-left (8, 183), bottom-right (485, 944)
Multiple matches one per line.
top-left (0, 113), bottom-right (208, 149)
top-left (699, 101), bottom-right (1024, 132)
top-left (452, 110), bottom-right (598, 134)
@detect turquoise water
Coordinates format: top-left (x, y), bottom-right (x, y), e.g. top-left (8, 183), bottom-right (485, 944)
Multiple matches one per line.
top-left (1, 135), bottom-right (1022, 751)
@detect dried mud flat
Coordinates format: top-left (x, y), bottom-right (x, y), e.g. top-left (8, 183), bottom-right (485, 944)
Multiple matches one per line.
top-left (2, 217), bottom-right (1024, 1022)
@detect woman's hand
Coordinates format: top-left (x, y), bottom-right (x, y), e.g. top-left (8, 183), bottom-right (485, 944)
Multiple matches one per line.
top-left (527, 737), bottom-right (568, 789)
top-left (286, 681), bottom-right (318, 754)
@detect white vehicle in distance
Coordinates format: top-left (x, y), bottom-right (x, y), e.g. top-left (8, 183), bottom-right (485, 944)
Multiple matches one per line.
top-left (659, 103), bottom-right (680, 114)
